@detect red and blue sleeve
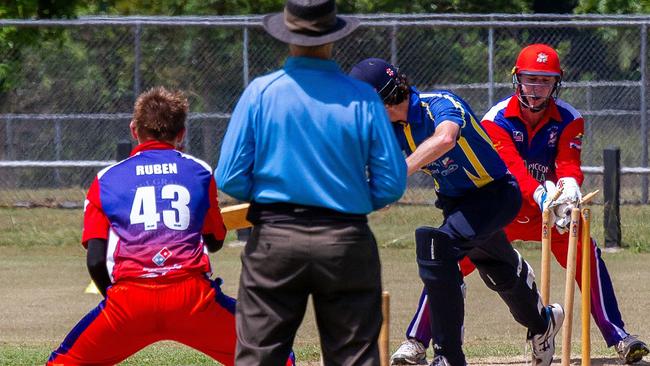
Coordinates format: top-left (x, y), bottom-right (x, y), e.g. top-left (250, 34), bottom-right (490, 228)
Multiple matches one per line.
top-left (556, 117), bottom-right (584, 186)
top-left (482, 120), bottom-right (542, 209)
top-left (81, 177), bottom-right (110, 248)
top-left (202, 177), bottom-right (227, 241)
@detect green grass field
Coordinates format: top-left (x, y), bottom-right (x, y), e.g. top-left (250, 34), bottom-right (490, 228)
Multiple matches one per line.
top-left (1, 205), bottom-right (649, 365)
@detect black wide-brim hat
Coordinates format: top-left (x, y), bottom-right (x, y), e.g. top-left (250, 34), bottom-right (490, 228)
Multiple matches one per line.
top-left (263, 0), bottom-right (360, 47)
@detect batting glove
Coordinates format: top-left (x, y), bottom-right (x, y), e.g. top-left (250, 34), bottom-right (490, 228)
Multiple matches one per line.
top-left (533, 180), bottom-right (558, 213)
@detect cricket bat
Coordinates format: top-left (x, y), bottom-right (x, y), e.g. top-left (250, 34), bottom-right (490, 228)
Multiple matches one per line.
top-left (220, 203), bottom-right (252, 230)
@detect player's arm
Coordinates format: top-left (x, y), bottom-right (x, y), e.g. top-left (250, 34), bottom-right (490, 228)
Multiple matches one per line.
top-left (551, 117), bottom-right (586, 231)
top-left (87, 238), bottom-right (111, 297)
top-left (82, 177), bottom-right (111, 297)
top-left (481, 120), bottom-right (547, 209)
top-left (405, 120), bottom-right (459, 176)
top-left (202, 177), bottom-right (227, 252)
top-left (555, 117), bottom-right (585, 185)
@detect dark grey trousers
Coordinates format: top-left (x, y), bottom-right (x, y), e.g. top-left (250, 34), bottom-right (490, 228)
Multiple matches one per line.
top-left (234, 221), bottom-right (382, 366)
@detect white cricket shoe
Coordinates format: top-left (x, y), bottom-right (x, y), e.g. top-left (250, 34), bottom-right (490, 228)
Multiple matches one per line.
top-left (529, 303), bottom-right (564, 366)
top-left (391, 338), bottom-right (428, 365)
top-left (615, 334), bottom-right (649, 364)
top-left (429, 355), bottom-right (452, 366)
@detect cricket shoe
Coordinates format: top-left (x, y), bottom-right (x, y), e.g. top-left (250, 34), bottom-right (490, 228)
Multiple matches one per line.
top-left (529, 303), bottom-right (564, 366)
top-left (391, 338), bottom-right (428, 365)
top-left (429, 355), bottom-right (452, 366)
top-left (615, 335), bottom-right (649, 364)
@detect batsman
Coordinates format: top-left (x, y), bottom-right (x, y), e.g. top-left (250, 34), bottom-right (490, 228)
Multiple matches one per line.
top-left (351, 58), bottom-right (564, 366)
top-left (391, 44), bottom-right (649, 365)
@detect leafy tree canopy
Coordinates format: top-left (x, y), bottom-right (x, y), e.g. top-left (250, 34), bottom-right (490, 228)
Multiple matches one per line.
top-left (2, 0), bottom-right (649, 18)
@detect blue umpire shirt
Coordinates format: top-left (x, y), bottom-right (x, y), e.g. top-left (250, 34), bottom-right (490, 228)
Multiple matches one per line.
top-left (216, 56), bottom-right (407, 214)
top-left (394, 87), bottom-right (508, 197)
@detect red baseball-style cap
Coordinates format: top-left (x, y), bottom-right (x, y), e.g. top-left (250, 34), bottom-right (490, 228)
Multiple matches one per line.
top-left (514, 43), bottom-right (562, 77)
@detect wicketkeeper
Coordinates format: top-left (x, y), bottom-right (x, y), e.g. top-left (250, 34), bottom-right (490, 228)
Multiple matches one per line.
top-left (392, 44), bottom-right (649, 366)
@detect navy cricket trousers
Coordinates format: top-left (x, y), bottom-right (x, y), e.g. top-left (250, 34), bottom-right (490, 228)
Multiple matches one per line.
top-left (416, 174), bottom-right (547, 366)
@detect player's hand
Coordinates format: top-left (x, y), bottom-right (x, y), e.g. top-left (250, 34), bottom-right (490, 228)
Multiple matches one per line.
top-left (555, 177), bottom-right (582, 207)
top-left (533, 180), bottom-right (558, 213)
top-left (553, 208), bottom-right (572, 235)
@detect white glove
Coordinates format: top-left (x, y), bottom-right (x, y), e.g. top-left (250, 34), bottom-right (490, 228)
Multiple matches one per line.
top-left (553, 209), bottom-right (573, 235)
top-left (533, 180), bottom-right (558, 213)
top-left (555, 177), bottom-right (582, 206)
top-left (553, 178), bottom-right (582, 235)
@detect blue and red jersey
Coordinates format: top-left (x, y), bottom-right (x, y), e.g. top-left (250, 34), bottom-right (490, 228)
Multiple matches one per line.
top-left (481, 96), bottom-right (584, 212)
top-left (392, 87), bottom-right (507, 197)
top-left (82, 141), bottom-right (226, 283)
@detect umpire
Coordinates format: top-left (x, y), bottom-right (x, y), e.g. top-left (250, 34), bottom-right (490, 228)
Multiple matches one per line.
top-left (215, 1), bottom-right (407, 365)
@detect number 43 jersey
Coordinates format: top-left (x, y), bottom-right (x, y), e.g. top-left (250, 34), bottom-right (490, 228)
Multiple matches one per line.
top-left (82, 141), bottom-right (226, 283)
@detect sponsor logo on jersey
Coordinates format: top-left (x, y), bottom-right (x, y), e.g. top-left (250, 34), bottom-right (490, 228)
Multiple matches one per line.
top-left (513, 130), bottom-right (524, 142)
top-left (152, 247), bottom-right (172, 266)
top-left (436, 156), bottom-right (459, 176)
top-left (441, 157), bottom-right (453, 168)
top-left (525, 161), bottom-right (549, 183)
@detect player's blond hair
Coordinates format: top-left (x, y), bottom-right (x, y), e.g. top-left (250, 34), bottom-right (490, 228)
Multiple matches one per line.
top-left (132, 87), bottom-right (188, 142)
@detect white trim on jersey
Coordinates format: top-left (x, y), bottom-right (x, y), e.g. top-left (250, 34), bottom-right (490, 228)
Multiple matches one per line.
top-left (481, 98), bottom-right (511, 122)
top-left (179, 152), bottom-right (212, 173)
top-left (106, 227), bottom-right (119, 283)
top-left (554, 98), bottom-right (582, 120)
top-left (97, 152), bottom-right (140, 179)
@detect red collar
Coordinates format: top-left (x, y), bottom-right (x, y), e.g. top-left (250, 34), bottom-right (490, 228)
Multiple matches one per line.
top-left (504, 95), bottom-right (562, 135)
top-left (130, 141), bottom-right (176, 156)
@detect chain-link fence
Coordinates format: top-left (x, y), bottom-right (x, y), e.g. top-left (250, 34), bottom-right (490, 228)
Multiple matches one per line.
top-left (1, 14), bottom-right (649, 207)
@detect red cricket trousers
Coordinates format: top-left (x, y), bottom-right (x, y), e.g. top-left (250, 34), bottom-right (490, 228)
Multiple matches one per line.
top-left (47, 275), bottom-right (236, 365)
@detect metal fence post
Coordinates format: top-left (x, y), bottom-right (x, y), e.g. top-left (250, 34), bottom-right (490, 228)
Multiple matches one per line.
top-left (603, 147), bottom-right (621, 249)
top-left (243, 24), bottom-right (250, 88)
top-left (5, 118), bottom-right (12, 160)
top-left (585, 85), bottom-right (592, 142)
top-left (116, 140), bottom-right (132, 161)
top-left (390, 21), bottom-right (398, 66)
top-left (134, 23), bottom-right (142, 101)
top-left (54, 120), bottom-right (62, 186)
top-left (640, 24), bottom-right (648, 204)
top-left (488, 26), bottom-right (494, 107)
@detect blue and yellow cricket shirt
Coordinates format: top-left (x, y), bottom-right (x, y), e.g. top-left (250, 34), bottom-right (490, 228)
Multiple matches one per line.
top-left (393, 87), bottom-right (507, 196)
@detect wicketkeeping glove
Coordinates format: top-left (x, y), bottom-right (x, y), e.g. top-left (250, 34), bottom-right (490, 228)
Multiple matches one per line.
top-left (533, 180), bottom-right (558, 213)
top-left (555, 177), bottom-right (582, 206)
top-left (552, 177), bottom-right (582, 235)
top-left (553, 207), bottom-right (572, 235)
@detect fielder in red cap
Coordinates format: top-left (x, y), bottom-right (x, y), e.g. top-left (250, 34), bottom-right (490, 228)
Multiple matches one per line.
top-left (391, 44), bottom-right (649, 366)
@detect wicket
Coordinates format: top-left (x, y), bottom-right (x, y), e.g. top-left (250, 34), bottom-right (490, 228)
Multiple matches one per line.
top-left (540, 186), bottom-right (565, 305)
top-left (379, 291), bottom-right (390, 366)
top-left (561, 207), bottom-right (581, 366)
top-left (581, 208), bottom-right (591, 366)
top-left (540, 191), bottom-right (596, 366)
top-left (540, 208), bottom-right (552, 306)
